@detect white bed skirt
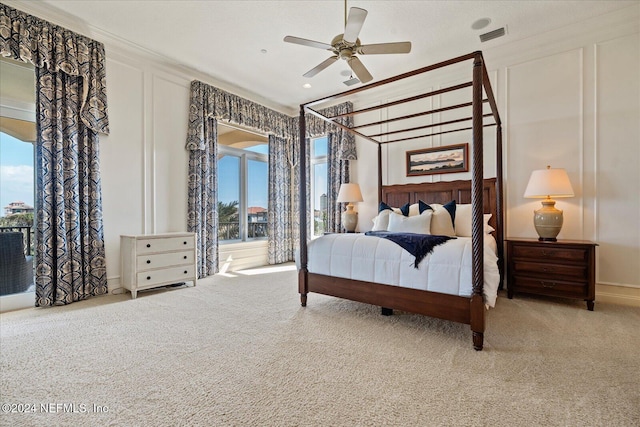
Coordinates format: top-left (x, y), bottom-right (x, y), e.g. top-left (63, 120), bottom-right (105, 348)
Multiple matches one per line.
top-left (297, 233), bottom-right (500, 308)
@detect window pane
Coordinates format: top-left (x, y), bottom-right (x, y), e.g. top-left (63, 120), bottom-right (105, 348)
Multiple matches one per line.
top-left (313, 162), bottom-right (327, 236)
top-left (217, 155), bottom-right (240, 240)
top-left (247, 159), bottom-right (268, 239)
top-left (0, 132), bottom-right (35, 294)
top-left (313, 136), bottom-right (328, 158)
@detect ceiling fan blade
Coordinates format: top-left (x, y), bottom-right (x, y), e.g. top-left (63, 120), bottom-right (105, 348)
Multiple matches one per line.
top-left (343, 7), bottom-right (368, 43)
top-left (347, 56), bottom-right (373, 83)
top-left (283, 36), bottom-right (333, 51)
top-left (303, 56), bottom-right (338, 78)
top-left (358, 41), bottom-right (412, 55)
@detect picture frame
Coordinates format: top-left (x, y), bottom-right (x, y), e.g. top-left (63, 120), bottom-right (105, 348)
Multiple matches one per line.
top-left (406, 143), bottom-right (469, 176)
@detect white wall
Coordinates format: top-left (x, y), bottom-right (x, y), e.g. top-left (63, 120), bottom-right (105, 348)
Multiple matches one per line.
top-left (100, 52), bottom-right (192, 289)
top-left (352, 5), bottom-right (640, 297)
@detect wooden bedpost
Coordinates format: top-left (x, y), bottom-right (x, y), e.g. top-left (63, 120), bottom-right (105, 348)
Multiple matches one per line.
top-left (496, 124), bottom-right (505, 289)
top-left (377, 143), bottom-right (383, 204)
top-left (482, 60), bottom-right (504, 290)
top-left (471, 52), bottom-right (485, 350)
top-left (299, 105), bottom-right (308, 306)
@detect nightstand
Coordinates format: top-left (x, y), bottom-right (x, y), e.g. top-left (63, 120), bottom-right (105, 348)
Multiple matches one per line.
top-left (506, 238), bottom-right (597, 310)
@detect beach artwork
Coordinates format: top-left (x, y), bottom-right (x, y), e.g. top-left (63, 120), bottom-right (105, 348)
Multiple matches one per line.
top-left (406, 143), bottom-right (469, 176)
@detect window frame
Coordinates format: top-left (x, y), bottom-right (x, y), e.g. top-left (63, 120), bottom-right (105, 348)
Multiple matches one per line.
top-left (310, 136), bottom-right (328, 238)
top-left (218, 144), bottom-right (268, 243)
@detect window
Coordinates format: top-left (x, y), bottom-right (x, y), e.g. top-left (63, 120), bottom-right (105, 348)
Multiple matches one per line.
top-left (217, 123), bottom-right (269, 242)
top-left (311, 136), bottom-right (328, 237)
top-left (0, 57), bottom-right (36, 298)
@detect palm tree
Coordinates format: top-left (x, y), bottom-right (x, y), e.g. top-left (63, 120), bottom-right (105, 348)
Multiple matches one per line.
top-left (218, 200), bottom-right (239, 240)
top-left (217, 200), bottom-right (239, 223)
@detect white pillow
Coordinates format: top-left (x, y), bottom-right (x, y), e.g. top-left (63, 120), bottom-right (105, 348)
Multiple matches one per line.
top-left (454, 204), bottom-right (494, 236)
top-left (387, 211), bottom-right (432, 234)
top-left (372, 210), bottom-right (392, 231)
top-left (428, 204), bottom-right (456, 236)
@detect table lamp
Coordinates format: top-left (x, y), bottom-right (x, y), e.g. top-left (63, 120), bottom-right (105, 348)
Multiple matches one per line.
top-left (336, 183), bottom-right (363, 232)
top-left (524, 165), bottom-right (574, 241)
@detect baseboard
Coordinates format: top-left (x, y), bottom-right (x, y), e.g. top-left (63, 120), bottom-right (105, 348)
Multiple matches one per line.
top-left (0, 291), bottom-right (35, 313)
top-left (596, 283), bottom-right (640, 307)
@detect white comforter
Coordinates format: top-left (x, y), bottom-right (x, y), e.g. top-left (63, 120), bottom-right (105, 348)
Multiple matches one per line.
top-left (304, 233), bottom-right (500, 308)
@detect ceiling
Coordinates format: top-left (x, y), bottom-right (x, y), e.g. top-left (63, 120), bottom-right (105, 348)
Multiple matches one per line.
top-left (8, 1), bottom-right (638, 114)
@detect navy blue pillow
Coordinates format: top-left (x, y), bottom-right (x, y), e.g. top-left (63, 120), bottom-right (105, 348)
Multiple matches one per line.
top-left (399, 203), bottom-right (410, 216)
top-left (425, 200), bottom-right (456, 226)
top-left (418, 200), bottom-right (432, 214)
top-left (442, 200), bottom-right (456, 225)
top-left (378, 202), bottom-right (393, 213)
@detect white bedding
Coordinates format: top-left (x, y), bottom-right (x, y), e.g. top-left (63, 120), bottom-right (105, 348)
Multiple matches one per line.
top-left (303, 233), bottom-right (500, 308)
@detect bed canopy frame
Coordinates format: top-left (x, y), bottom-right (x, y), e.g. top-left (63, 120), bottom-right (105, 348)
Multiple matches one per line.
top-left (297, 51), bottom-right (503, 350)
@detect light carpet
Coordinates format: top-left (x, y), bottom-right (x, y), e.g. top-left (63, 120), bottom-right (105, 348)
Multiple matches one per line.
top-left (1, 264), bottom-right (639, 427)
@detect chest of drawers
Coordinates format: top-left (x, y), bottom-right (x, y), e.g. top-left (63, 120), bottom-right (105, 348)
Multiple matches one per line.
top-left (506, 238), bottom-right (597, 310)
top-left (120, 232), bottom-right (197, 299)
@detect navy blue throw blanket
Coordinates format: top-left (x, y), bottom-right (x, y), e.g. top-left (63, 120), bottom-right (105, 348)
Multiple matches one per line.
top-left (364, 231), bottom-right (455, 268)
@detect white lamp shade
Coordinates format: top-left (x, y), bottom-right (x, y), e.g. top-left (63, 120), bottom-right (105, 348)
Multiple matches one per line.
top-left (524, 167), bottom-right (574, 199)
top-left (336, 183), bottom-right (364, 203)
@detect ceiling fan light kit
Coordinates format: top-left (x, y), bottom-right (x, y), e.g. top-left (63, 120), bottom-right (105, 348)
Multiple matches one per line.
top-left (284, 4), bottom-right (411, 84)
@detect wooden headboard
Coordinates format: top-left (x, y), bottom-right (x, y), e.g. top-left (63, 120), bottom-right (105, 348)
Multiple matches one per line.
top-left (381, 178), bottom-right (498, 231)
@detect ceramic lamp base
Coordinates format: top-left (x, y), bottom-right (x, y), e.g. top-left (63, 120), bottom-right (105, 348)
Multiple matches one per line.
top-left (533, 199), bottom-right (563, 241)
top-left (341, 204), bottom-right (358, 233)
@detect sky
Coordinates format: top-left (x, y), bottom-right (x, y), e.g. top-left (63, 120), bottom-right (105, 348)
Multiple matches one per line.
top-left (0, 132), bottom-right (34, 216)
top-left (218, 147), bottom-right (269, 210)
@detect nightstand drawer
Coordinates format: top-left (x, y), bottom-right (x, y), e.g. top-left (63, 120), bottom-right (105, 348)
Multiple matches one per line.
top-left (512, 245), bottom-right (588, 264)
top-left (511, 261), bottom-right (587, 281)
top-left (511, 276), bottom-right (589, 299)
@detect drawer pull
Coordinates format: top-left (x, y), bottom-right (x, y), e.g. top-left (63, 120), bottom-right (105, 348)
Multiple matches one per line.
top-left (183, 241), bottom-right (187, 245)
top-left (183, 256), bottom-right (187, 259)
top-left (540, 281), bottom-right (556, 288)
top-left (184, 270), bottom-right (188, 274)
top-left (146, 244), bottom-right (151, 248)
top-left (541, 250), bottom-right (555, 257)
top-left (146, 276), bottom-right (151, 280)
top-left (146, 260), bottom-right (151, 264)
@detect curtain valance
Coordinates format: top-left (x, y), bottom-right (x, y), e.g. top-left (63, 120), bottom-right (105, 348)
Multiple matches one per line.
top-left (305, 103), bottom-right (357, 161)
top-left (0, 3), bottom-right (109, 135)
top-left (186, 80), bottom-right (296, 151)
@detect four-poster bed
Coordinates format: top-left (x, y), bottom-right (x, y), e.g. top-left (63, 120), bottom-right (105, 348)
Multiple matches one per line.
top-left (297, 51), bottom-right (503, 350)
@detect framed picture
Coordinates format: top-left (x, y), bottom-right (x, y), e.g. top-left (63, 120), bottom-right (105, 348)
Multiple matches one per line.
top-left (406, 143), bottom-right (469, 176)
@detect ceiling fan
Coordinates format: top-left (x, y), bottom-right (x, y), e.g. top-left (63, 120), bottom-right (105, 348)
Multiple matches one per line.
top-left (283, 2), bottom-right (411, 84)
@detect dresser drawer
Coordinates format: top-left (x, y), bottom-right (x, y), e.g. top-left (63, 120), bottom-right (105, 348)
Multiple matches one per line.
top-left (512, 245), bottom-right (588, 264)
top-left (511, 276), bottom-right (589, 299)
top-left (136, 250), bottom-right (194, 271)
top-left (511, 260), bottom-right (587, 281)
top-left (136, 236), bottom-right (195, 254)
top-left (136, 264), bottom-right (196, 288)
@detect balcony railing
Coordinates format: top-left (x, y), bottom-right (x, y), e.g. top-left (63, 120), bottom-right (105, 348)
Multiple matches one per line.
top-left (0, 226), bottom-right (33, 256)
top-left (219, 222), bottom-right (267, 241)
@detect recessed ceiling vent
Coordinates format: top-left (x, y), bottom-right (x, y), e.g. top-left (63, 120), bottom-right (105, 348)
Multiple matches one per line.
top-left (343, 77), bottom-right (360, 86)
top-left (479, 27), bottom-right (506, 43)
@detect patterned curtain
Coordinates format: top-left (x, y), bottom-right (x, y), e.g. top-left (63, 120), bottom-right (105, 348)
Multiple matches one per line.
top-left (326, 134), bottom-right (350, 233)
top-left (186, 82), bottom-right (218, 277)
top-left (267, 135), bottom-right (294, 264)
top-left (0, 4), bottom-right (110, 134)
top-left (186, 80), bottom-right (298, 274)
top-left (305, 102), bottom-right (357, 161)
top-left (34, 67), bottom-right (108, 306)
top-left (1, 4), bottom-right (110, 306)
